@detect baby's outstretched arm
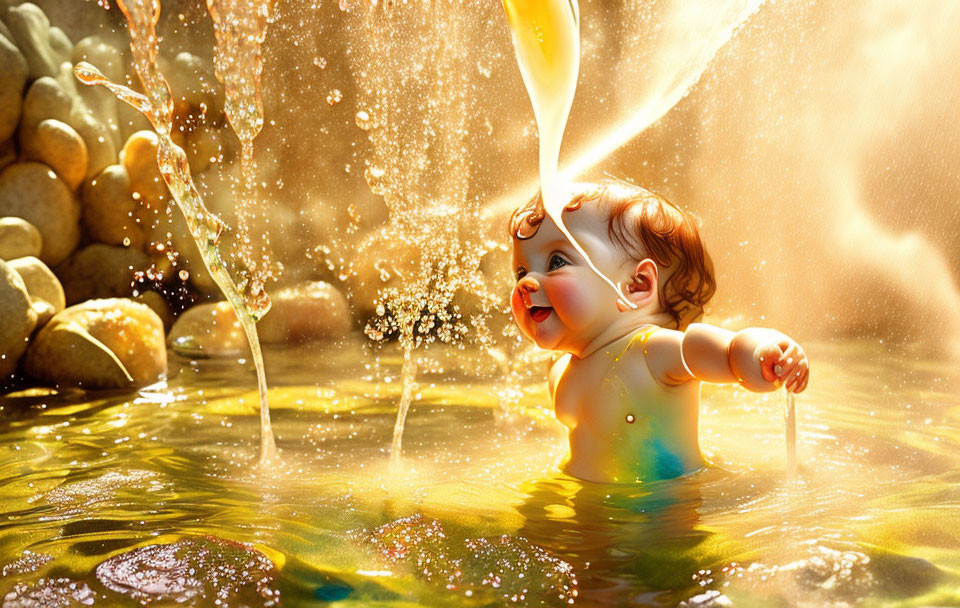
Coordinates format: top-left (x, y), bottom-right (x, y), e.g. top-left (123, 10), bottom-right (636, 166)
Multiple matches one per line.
top-left (682, 324), bottom-right (809, 392)
top-left (645, 324), bottom-right (809, 392)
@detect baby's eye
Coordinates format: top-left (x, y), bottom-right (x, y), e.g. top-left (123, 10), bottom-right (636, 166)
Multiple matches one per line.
top-left (515, 266), bottom-right (527, 281)
top-left (547, 254), bottom-right (569, 271)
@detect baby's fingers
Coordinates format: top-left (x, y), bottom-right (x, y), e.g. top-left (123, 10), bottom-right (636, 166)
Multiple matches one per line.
top-left (786, 362), bottom-right (809, 393)
top-left (774, 342), bottom-right (801, 382)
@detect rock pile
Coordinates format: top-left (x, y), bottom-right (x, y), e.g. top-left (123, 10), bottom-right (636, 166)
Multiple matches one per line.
top-left (0, 2), bottom-right (353, 392)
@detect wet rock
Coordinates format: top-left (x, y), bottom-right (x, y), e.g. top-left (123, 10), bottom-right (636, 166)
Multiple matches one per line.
top-left (21, 119), bottom-right (88, 190)
top-left (0, 162), bottom-right (80, 265)
top-left (120, 130), bottom-right (168, 210)
top-left (81, 164), bottom-right (146, 248)
top-left (1, 577), bottom-right (99, 608)
top-left (0, 259), bottom-right (37, 380)
top-left (167, 281), bottom-right (351, 356)
top-left (8, 256), bottom-right (64, 326)
top-left (0, 217), bottom-right (42, 260)
top-left (0, 31), bottom-right (28, 143)
top-left (134, 290), bottom-right (173, 332)
top-left (95, 536), bottom-right (278, 605)
top-left (24, 298), bottom-right (167, 389)
top-left (258, 281), bottom-right (352, 343)
top-left (352, 514), bottom-right (578, 605)
top-left (167, 301), bottom-right (246, 357)
top-left (55, 244), bottom-right (148, 305)
top-left (2, 3), bottom-right (70, 80)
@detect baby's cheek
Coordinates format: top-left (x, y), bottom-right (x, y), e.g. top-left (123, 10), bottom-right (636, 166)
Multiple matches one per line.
top-left (510, 288), bottom-right (534, 338)
top-left (545, 276), bottom-right (594, 328)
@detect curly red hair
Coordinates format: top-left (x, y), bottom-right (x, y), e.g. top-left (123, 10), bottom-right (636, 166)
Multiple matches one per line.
top-left (508, 182), bottom-right (716, 330)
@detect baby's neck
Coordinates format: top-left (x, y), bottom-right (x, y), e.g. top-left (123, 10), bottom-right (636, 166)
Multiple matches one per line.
top-left (576, 311), bottom-right (674, 359)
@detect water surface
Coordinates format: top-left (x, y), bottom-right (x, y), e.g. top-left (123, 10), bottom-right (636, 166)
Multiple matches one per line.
top-left (1, 340), bottom-right (958, 606)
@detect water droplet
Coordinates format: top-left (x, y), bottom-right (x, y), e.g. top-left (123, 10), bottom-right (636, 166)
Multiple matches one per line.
top-left (625, 414), bottom-right (635, 424)
top-left (355, 109), bottom-right (372, 130)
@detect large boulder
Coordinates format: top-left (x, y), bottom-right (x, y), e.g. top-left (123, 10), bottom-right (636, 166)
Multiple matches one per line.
top-left (0, 259), bottom-right (38, 381)
top-left (0, 162), bottom-right (80, 265)
top-left (24, 298), bottom-right (167, 389)
top-left (0, 31), bottom-right (29, 143)
top-left (8, 255), bottom-right (64, 326)
top-left (55, 244), bottom-right (149, 305)
top-left (0, 217), bottom-right (42, 260)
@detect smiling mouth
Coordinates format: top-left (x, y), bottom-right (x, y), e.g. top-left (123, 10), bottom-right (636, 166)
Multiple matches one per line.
top-left (529, 306), bottom-right (553, 323)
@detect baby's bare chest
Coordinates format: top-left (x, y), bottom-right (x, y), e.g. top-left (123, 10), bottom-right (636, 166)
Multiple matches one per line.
top-left (554, 355), bottom-right (672, 433)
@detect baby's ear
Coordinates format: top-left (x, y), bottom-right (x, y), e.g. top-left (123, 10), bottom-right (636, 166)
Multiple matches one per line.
top-left (625, 258), bottom-right (659, 307)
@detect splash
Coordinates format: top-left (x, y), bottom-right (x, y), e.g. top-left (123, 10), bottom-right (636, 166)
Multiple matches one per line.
top-left (337, 3), bottom-right (501, 467)
top-left (206, 0), bottom-right (278, 295)
top-left (74, 0), bottom-right (277, 465)
top-left (500, 0), bottom-right (631, 307)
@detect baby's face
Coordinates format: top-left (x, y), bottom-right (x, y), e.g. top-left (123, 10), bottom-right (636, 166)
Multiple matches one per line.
top-left (510, 205), bottom-right (633, 354)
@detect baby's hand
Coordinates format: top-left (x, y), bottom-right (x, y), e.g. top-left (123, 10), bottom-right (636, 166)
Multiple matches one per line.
top-left (755, 336), bottom-right (809, 393)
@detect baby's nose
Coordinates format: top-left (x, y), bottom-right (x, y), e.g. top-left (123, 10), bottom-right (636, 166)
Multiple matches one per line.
top-left (516, 275), bottom-right (540, 306)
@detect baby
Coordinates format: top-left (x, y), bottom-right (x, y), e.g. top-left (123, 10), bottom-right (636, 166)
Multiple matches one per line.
top-left (509, 182), bottom-right (809, 483)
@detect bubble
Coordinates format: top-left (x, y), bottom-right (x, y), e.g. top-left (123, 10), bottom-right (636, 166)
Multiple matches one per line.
top-left (326, 88), bottom-right (343, 106)
top-left (355, 109), bottom-right (373, 130)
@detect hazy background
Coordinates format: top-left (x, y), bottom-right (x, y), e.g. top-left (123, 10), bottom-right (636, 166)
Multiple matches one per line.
top-left (31, 0), bottom-right (960, 353)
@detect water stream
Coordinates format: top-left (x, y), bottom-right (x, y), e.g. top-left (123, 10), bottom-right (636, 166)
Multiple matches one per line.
top-left (74, 0), bottom-right (278, 465)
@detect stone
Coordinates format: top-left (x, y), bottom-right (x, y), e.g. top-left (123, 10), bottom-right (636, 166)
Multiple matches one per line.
top-left (55, 243), bottom-right (149, 305)
top-left (0, 216), bottom-right (42, 260)
top-left (0, 162), bottom-right (80, 265)
top-left (3, 3), bottom-right (70, 80)
top-left (167, 281), bottom-right (352, 356)
top-left (24, 298), bottom-right (167, 389)
top-left (186, 125), bottom-right (224, 173)
top-left (95, 536), bottom-right (278, 604)
top-left (0, 259), bottom-right (37, 380)
top-left (0, 138), bottom-right (15, 172)
top-left (20, 76), bottom-right (73, 132)
top-left (19, 74), bottom-right (117, 181)
top-left (71, 35), bottom-right (123, 137)
top-left (167, 301), bottom-right (246, 357)
top-left (0, 31), bottom-right (28, 143)
top-left (134, 290), bottom-right (173, 331)
top-left (165, 51), bottom-right (224, 123)
top-left (121, 131), bottom-right (168, 210)
top-left (81, 164), bottom-right (146, 248)
top-left (258, 280), bottom-right (352, 344)
top-left (22, 118), bottom-right (88, 189)
top-left (8, 256), bottom-right (64, 326)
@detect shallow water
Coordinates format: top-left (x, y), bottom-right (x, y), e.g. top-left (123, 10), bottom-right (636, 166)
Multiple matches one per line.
top-left (1, 339), bottom-right (958, 607)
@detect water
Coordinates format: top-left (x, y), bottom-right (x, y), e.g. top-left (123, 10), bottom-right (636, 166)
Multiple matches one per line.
top-left (1, 340), bottom-right (958, 606)
top-left (500, 0), bottom-right (630, 308)
top-left (75, 0), bottom-right (278, 465)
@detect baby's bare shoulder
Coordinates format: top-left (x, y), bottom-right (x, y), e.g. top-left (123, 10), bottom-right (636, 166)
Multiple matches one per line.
top-left (629, 327), bottom-right (694, 386)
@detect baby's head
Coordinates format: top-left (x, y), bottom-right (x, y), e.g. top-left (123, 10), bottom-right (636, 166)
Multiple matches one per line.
top-left (508, 181), bottom-right (715, 354)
